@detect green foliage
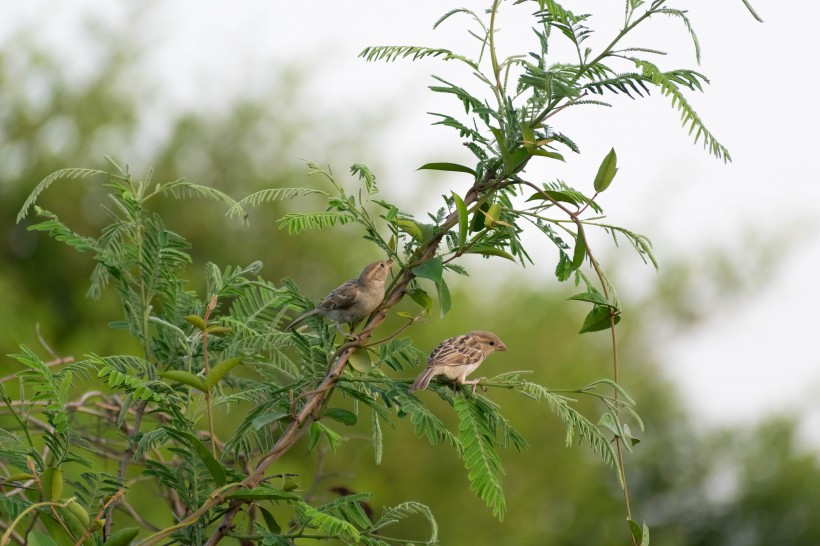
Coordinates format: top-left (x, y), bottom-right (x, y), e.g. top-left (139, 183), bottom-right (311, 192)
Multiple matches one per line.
top-left (0, 1), bottom-right (763, 545)
top-left (454, 395), bottom-right (507, 520)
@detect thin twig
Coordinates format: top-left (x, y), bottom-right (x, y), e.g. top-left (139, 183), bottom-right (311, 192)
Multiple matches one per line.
top-left (203, 294), bottom-right (219, 458)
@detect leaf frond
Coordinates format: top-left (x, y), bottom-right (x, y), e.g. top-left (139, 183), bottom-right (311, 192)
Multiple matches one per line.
top-left (156, 179), bottom-right (243, 216)
top-left (454, 395), bottom-right (506, 520)
top-left (277, 211), bottom-right (353, 235)
top-left (633, 58), bottom-right (730, 161)
top-left (359, 46), bottom-right (478, 69)
top-left (230, 187), bottom-right (327, 218)
top-left (17, 168), bottom-right (109, 222)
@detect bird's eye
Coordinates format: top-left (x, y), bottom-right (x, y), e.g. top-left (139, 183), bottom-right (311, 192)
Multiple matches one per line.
top-left (489, 341), bottom-right (495, 346)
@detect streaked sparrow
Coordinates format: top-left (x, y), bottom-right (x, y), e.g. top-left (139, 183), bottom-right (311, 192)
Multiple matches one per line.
top-left (286, 260), bottom-right (393, 334)
top-left (409, 330), bottom-right (507, 393)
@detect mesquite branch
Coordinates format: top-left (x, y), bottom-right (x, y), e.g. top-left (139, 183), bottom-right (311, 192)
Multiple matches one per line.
top-left (202, 170), bottom-right (495, 545)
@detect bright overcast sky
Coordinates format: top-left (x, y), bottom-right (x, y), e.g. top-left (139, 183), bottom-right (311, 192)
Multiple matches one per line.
top-left (5, 1), bottom-right (820, 440)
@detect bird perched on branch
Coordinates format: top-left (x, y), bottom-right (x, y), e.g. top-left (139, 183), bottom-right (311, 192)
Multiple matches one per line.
top-left (286, 259), bottom-right (393, 335)
top-left (409, 331), bottom-right (507, 393)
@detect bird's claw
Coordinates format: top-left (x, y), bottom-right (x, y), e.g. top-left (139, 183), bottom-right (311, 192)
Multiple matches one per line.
top-left (470, 377), bottom-right (488, 394)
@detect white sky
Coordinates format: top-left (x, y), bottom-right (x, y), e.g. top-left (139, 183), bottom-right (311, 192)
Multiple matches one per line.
top-left (5, 1), bottom-right (820, 440)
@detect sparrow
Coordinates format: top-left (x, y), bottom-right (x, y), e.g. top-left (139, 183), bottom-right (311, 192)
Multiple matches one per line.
top-left (286, 260), bottom-right (393, 335)
top-left (409, 331), bottom-right (507, 393)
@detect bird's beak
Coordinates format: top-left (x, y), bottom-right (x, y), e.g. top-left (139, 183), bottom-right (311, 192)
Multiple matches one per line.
top-left (497, 341), bottom-right (508, 352)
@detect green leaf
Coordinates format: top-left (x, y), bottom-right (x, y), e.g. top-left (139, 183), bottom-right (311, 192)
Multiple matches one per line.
top-left (530, 149), bottom-right (566, 161)
top-left (739, 0), bottom-right (764, 22)
top-left (103, 527), bottom-right (140, 546)
top-left (27, 531), bottom-right (59, 546)
top-left (593, 148), bottom-right (618, 192)
top-left (436, 276), bottom-right (452, 318)
top-left (598, 412), bottom-right (619, 436)
top-left (454, 395), bottom-right (506, 520)
top-left (567, 291), bottom-right (614, 308)
top-left (359, 45), bottom-right (477, 68)
top-left (65, 499), bottom-right (91, 529)
top-left (204, 357), bottom-right (244, 391)
top-left (17, 168), bottom-right (108, 222)
top-left (297, 501), bottom-right (361, 542)
top-left (452, 192), bottom-right (469, 247)
top-left (599, 414), bottom-right (639, 451)
top-left (470, 201), bottom-right (490, 232)
top-left (578, 305), bottom-right (621, 334)
top-left (348, 348), bottom-right (373, 373)
top-left (324, 408), bottom-right (358, 426)
top-left (40, 467), bottom-right (63, 501)
top-left (251, 411), bottom-right (290, 430)
top-left (54, 505), bottom-right (88, 543)
top-left (169, 429), bottom-right (226, 487)
top-left (40, 513), bottom-right (75, 546)
top-left (395, 393), bottom-right (459, 448)
top-left (230, 187), bottom-right (326, 218)
top-left (483, 203), bottom-right (502, 229)
top-left (521, 123), bottom-right (537, 151)
top-left (628, 519), bottom-right (643, 543)
top-left (27, 216), bottom-right (97, 254)
top-left (418, 162), bottom-right (476, 176)
top-left (309, 421), bottom-right (344, 453)
top-left (278, 212), bottom-right (352, 235)
top-left (571, 236), bottom-right (586, 270)
top-left (590, 378), bottom-right (638, 406)
top-left (372, 412), bottom-right (383, 465)
top-left (157, 179), bottom-right (242, 214)
top-left (407, 288), bottom-right (433, 314)
top-left (225, 486), bottom-right (299, 502)
top-left (258, 506), bottom-right (282, 534)
top-left (351, 163), bottom-right (378, 194)
top-left (632, 58), bottom-right (731, 162)
top-left (628, 519), bottom-right (651, 545)
top-left (396, 218), bottom-right (424, 241)
top-left (159, 370), bottom-right (207, 392)
top-left (525, 189), bottom-right (580, 206)
top-left (372, 501), bottom-right (438, 544)
top-left (464, 247), bottom-right (517, 262)
top-left (504, 147), bottom-right (530, 175)
top-left (490, 127), bottom-right (511, 165)
top-left (412, 258), bottom-right (444, 284)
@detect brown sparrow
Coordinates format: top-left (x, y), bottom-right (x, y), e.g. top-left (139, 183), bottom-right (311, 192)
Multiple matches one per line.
top-left (286, 260), bottom-right (393, 334)
top-left (409, 331), bottom-right (507, 393)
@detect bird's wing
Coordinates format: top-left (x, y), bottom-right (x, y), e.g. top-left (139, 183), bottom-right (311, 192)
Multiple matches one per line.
top-left (429, 335), bottom-right (484, 368)
top-left (320, 280), bottom-right (359, 310)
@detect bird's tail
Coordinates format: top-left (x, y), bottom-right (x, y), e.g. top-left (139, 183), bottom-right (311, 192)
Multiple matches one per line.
top-left (409, 368), bottom-right (437, 393)
top-left (285, 308), bottom-right (319, 331)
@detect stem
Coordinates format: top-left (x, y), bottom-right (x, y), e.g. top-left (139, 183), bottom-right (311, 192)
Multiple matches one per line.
top-left (0, 393), bottom-right (34, 450)
top-left (364, 315), bottom-right (421, 348)
top-left (0, 499), bottom-right (73, 546)
top-left (203, 295), bottom-right (219, 458)
top-left (518, 181), bottom-right (635, 535)
top-left (72, 490), bottom-right (126, 546)
top-left (105, 399), bottom-right (147, 537)
top-left (488, 0), bottom-right (504, 95)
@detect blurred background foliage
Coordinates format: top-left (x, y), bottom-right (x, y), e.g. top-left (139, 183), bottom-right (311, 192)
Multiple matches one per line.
top-left (2, 11), bottom-right (819, 546)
